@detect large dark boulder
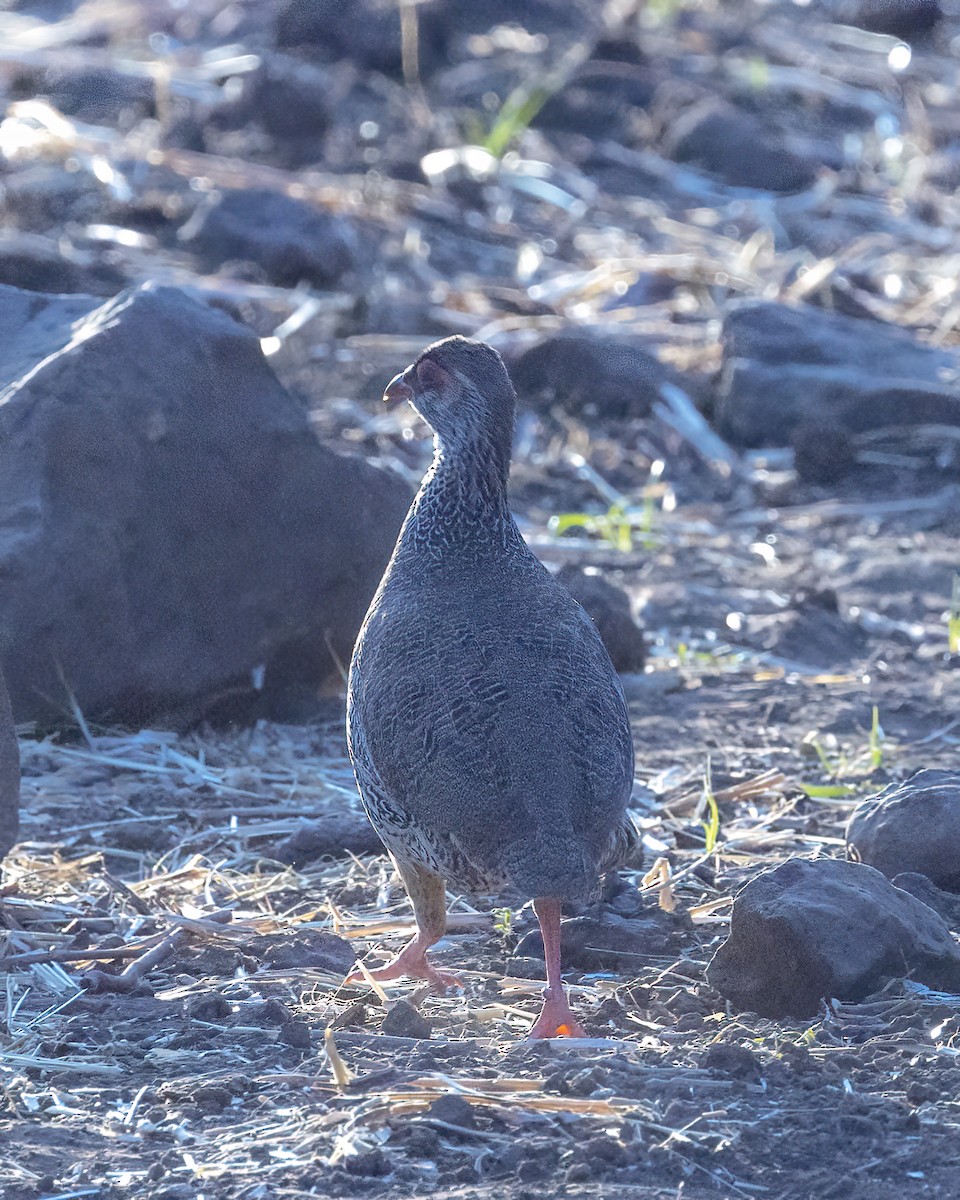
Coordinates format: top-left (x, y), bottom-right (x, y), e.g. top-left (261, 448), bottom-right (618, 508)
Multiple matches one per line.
top-left (0, 666), bottom-right (18, 858)
top-left (0, 282), bottom-right (409, 725)
top-left (847, 770), bottom-right (960, 891)
top-left (707, 857), bottom-right (960, 1018)
top-left (717, 302), bottom-right (960, 447)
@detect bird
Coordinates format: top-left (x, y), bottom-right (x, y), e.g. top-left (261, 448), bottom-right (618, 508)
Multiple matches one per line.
top-left (345, 336), bottom-right (636, 1039)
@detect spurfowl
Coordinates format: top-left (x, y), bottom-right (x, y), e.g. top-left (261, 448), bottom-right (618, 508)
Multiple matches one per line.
top-left (346, 336), bottom-right (636, 1038)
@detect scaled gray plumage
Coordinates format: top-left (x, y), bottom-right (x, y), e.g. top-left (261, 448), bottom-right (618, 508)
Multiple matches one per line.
top-left (347, 337), bottom-right (635, 905)
top-left (346, 336), bottom-right (638, 1036)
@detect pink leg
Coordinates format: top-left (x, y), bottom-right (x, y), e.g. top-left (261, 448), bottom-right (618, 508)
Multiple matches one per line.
top-left (347, 860), bottom-right (460, 993)
top-left (527, 896), bottom-right (586, 1039)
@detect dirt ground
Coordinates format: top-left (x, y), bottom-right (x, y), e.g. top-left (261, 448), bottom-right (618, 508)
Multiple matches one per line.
top-left (3, 0), bottom-right (960, 1197)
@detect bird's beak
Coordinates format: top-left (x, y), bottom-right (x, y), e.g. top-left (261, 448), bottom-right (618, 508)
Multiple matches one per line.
top-left (383, 367), bottom-right (415, 407)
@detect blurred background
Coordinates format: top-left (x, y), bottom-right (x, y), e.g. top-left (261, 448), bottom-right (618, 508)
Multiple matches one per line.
top-left (0, 0), bottom-right (959, 730)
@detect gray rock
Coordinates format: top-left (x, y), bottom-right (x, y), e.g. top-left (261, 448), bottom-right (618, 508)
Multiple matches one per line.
top-left (180, 189), bottom-right (357, 288)
top-left (847, 770), bottom-right (960, 891)
top-left (717, 302), bottom-right (960, 447)
top-left (515, 910), bottom-right (679, 974)
top-left (511, 333), bottom-right (665, 420)
top-left (0, 666), bottom-right (19, 859)
top-left (557, 567), bottom-right (646, 673)
top-left (707, 857), bottom-right (960, 1018)
top-left (662, 99), bottom-right (817, 194)
top-left (273, 816), bottom-right (385, 865)
top-left (0, 281), bottom-right (409, 725)
top-left (382, 998), bottom-right (432, 1039)
top-left (892, 873), bottom-right (960, 932)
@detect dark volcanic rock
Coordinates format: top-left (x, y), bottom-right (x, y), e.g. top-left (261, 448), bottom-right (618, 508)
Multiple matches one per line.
top-left (557, 566), bottom-right (646, 673)
top-left (792, 422), bottom-right (857, 486)
top-left (251, 930), bottom-right (355, 975)
top-left (717, 302), bottom-right (960, 447)
top-left (534, 59), bottom-right (656, 140)
top-left (515, 910), bottom-right (679, 973)
top-left (847, 770), bottom-right (960, 891)
top-left (382, 999), bottom-right (432, 1039)
top-left (826, 0), bottom-right (941, 38)
top-left (707, 857), bottom-right (960, 1018)
top-left (0, 666), bottom-right (19, 859)
top-left (748, 589), bottom-right (868, 669)
top-left (893, 873), bottom-right (960, 932)
top-left (662, 99), bottom-right (817, 193)
top-left (0, 281), bottom-right (409, 725)
top-left (274, 0), bottom-right (445, 75)
top-left (180, 189), bottom-right (357, 288)
top-left (274, 0), bottom-right (593, 76)
top-left (26, 66), bottom-right (155, 123)
top-left (273, 816), bottom-right (385, 865)
top-left (511, 333), bottom-right (665, 419)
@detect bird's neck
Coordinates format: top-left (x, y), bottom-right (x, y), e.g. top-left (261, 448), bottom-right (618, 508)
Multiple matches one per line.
top-left (399, 434), bottom-right (517, 559)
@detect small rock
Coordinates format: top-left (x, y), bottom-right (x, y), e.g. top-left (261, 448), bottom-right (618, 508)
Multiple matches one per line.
top-left (826, 0), bottom-right (941, 38)
top-left (534, 58), bottom-right (656, 139)
top-left (244, 56), bottom-right (332, 144)
top-left (247, 998), bottom-right (294, 1027)
top-left (428, 1094), bottom-right (475, 1128)
top-left (511, 333), bottom-right (665, 420)
top-left (180, 188), bottom-right (357, 288)
top-left (252, 930), bottom-right (355, 975)
top-left (278, 1020), bottom-right (312, 1049)
top-left (847, 770), bottom-right (960, 891)
top-left (892, 874), bottom-right (960, 931)
top-left (273, 816), bottom-right (384, 865)
top-left (557, 567), bottom-right (646, 673)
top-left (2, 165), bottom-right (100, 230)
top-left (700, 1043), bottom-right (762, 1081)
top-left (718, 302), bottom-right (960, 447)
top-left (707, 857), bottom-right (960, 1018)
top-left (0, 666), bottom-right (19, 859)
top-left (662, 99), bottom-right (817, 193)
top-left (343, 1149), bottom-right (391, 1177)
top-left (29, 66), bottom-right (155, 123)
top-left (515, 910), bottom-right (680, 973)
top-left (186, 993), bottom-right (232, 1022)
top-left (382, 999), bottom-right (432, 1039)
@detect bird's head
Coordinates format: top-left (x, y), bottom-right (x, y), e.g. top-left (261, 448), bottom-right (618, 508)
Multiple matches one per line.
top-left (384, 336), bottom-right (516, 457)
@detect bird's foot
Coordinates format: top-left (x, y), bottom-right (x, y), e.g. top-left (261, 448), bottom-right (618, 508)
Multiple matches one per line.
top-left (527, 986), bottom-right (587, 1040)
top-left (347, 940), bottom-right (461, 994)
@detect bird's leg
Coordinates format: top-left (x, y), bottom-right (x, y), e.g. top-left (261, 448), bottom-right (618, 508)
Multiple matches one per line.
top-left (527, 896), bottom-right (586, 1039)
top-left (347, 860), bottom-right (461, 992)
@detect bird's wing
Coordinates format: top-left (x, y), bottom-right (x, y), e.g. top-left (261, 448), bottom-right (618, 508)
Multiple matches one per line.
top-left (349, 574), bottom-right (633, 863)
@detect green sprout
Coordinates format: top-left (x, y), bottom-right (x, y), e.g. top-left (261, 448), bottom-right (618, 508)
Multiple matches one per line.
top-left (481, 43), bottom-right (589, 159)
top-left (949, 573), bottom-right (960, 654)
top-left (699, 759), bottom-right (720, 854)
top-left (868, 705), bottom-right (885, 772)
top-left (550, 503), bottom-right (635, 552)
top-left (492, 907), bottom-right (513, 939)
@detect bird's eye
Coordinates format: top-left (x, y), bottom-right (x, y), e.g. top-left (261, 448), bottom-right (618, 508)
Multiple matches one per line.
top-left (416, 357), bottom-right (450, 392)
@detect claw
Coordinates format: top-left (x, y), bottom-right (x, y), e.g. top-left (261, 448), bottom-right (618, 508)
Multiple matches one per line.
top-left (346, 938), bottom-right (461, 994)
top-left (527, 986), bottom-right (587, 1040)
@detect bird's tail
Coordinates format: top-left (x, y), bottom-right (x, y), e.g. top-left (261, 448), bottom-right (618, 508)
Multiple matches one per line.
top-left (502, 836), bottom-right (598, 904)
